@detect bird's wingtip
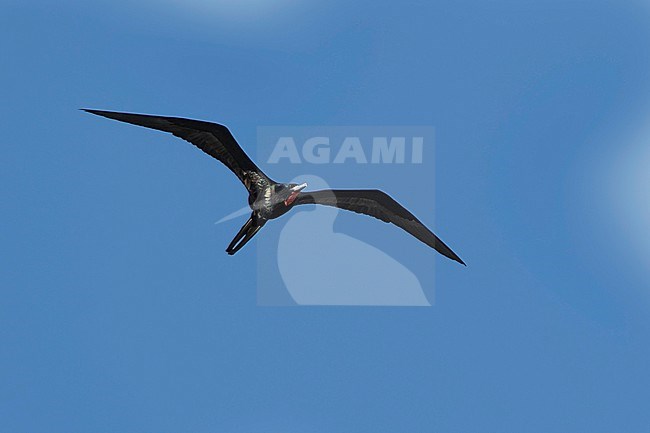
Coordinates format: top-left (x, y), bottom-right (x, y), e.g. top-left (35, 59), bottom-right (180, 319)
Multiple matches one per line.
top-left (451, 254), bottom-right (466, 266)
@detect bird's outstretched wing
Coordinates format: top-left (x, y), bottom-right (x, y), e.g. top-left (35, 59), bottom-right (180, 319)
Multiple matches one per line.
top-left (294, 189), bottom-right (465, 265)
top-left (83, 109), bottom-right (272, 190)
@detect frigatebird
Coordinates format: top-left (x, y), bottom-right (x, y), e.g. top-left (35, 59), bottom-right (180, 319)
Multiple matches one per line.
top-left (83, 109), bottom-right (465, 265)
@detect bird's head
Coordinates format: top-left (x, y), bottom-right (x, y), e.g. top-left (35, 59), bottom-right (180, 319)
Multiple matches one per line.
top-left (280, 182), bottom-right (307, 206)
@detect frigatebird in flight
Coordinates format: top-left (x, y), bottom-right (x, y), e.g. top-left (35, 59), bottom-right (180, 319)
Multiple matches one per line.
top-left (83, 110), bottom-right (465, 265)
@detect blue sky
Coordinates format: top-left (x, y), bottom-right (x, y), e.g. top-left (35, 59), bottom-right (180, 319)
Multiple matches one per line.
top-left (2, 0), bottom-right (650, 431)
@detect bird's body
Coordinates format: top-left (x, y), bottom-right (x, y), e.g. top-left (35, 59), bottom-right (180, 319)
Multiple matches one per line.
top-left (83, 109), bottom-right (465, 265)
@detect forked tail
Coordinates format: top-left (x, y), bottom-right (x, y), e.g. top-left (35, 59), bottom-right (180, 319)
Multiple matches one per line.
top-left (226, 214), bottom-right (266, 255)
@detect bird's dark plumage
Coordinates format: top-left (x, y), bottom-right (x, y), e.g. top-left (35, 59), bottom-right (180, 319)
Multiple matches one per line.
top-left (83, 109), bottom-right (465, 265)
top-left (82, 109), bottom-right (272, 192)
top-left (294, 190), bottom-right (465, 265)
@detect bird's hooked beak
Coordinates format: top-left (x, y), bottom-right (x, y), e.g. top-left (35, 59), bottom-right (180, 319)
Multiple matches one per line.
top-left (284, 182), bottom-right (307, 206)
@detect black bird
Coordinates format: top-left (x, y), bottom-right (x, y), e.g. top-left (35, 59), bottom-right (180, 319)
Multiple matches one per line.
top-left (83, 109), bottom-right (465, 265)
